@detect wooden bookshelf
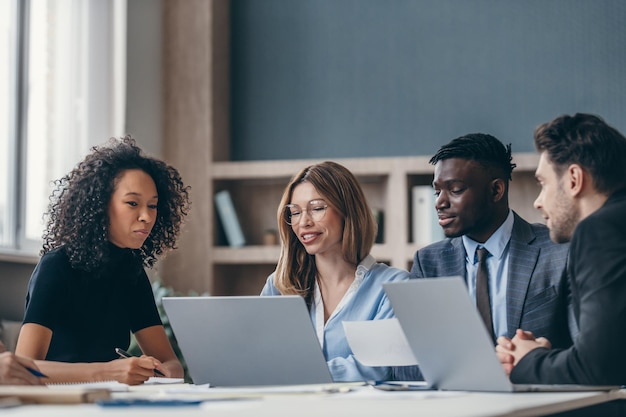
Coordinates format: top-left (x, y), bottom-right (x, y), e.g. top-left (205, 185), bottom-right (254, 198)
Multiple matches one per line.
top-left (202, 153), bottom-right (542, 296)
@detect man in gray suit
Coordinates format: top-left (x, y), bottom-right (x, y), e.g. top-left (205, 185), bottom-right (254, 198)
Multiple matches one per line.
top-left (394, 133), bottom-right (571, 380)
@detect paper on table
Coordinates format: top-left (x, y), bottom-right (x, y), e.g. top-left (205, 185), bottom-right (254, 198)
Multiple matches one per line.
top-left (144, 377), bottom-right (185, 384)
top-left (127, 378), bottom-right (189, 393)
top-left (158, 383), bottom-right (362, 400)
top-left (343, 318), bottom-right (418, 366)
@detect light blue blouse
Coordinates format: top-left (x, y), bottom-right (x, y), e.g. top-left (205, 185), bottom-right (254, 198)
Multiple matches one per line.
top-left (261, 255), bottom-right (410, 382)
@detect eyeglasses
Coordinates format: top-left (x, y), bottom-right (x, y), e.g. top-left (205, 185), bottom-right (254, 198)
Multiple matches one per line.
top-left (283, 199), bottom-right (328, 225)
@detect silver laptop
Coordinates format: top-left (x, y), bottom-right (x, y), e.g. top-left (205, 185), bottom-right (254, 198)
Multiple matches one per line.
top-left (162, 295), bottom-right (333, 386)
top-left (383, 277), bottom-right (618, 392)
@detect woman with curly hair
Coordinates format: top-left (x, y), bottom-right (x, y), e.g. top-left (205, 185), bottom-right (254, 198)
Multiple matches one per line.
top-left (261, 161), bottom-right (409, 382)
top-left (15, 136), bottom-right (190, 385)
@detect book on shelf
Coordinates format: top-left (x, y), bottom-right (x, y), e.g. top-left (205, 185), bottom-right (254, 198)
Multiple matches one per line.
top-left (214, 190), bottom-right (246, 247)
top-left (372, 208), bottom-right (384, 244)
top-left (412, 185), bottom-right (445, 245)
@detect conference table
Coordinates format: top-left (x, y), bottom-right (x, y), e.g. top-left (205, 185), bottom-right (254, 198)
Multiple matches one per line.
top-left (1, 383), bottom-right (624, 417)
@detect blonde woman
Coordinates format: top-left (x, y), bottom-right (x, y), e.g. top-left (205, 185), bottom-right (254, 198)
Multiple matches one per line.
top-left (261, 161), bottom-right (409, 382)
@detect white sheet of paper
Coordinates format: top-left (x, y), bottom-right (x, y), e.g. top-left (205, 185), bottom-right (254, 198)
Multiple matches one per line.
top-left (144, 377), bottom-right (185, 385)
top-left (343, 318), bottom-right (418, 366)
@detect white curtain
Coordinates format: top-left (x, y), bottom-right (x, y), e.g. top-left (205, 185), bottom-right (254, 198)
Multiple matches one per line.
top-left (22, 0), bottom-right (127, 250)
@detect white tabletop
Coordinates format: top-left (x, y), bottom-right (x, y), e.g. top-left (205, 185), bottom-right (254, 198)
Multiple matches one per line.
top-left (1, 385), bottom-right (621, 417)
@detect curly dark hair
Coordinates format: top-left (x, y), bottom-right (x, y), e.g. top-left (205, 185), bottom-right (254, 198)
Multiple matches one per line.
top-left (42, 135), bottom-right (191, 272)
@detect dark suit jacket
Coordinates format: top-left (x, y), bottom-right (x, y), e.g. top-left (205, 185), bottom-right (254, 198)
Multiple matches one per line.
top-left (393, 212), bottom-right (571, 381)
top-left (511, 190), bottom-right (626, 385)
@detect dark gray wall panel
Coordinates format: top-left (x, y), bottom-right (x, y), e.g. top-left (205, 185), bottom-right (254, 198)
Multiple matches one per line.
top-left (231, 0), bottom-right (626, 160)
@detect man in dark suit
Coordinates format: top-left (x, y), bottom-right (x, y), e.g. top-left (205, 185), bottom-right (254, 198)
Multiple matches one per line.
top-left (394, 133), bottom-right (571, 381)
top-left (497, 113), bottom-right (626, 385)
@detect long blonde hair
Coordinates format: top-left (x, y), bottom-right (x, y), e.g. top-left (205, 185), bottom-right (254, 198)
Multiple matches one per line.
top-left (273, 161), bottom-right (376, 308)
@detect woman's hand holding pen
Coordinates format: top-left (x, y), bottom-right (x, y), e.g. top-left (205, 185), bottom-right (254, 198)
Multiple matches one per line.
top-left (108, 354), bottom-right (168, 385)
top-left (0, 351), bottom-right (45, 385)
top-left (115, 348), bottom-right (165, 376)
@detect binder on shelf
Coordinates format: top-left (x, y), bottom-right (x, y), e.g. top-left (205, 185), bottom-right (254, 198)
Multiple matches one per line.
top-left (412, 185), bottom-right (444, 245)
top-left (214, 190), bottom-right (246, 247)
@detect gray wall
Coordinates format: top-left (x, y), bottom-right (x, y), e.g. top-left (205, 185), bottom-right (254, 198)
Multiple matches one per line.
top-left (231, 0), bottom-right (626, 160)
top-left (126, 0), bottom-right (163, 158)
top-left (0, 262), bottom-right (35, 322)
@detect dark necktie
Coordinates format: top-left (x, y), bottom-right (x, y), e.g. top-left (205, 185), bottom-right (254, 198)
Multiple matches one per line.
top-left (476, 247), bottom-right (495, 340)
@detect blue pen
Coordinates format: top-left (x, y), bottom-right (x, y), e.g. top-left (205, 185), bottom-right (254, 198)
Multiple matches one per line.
top-left (114, 348), bottom-right (165, 377)
top-left (98, 398), bottom-right (203, 407)
top-left (26, 366), bottom-right (48, 378)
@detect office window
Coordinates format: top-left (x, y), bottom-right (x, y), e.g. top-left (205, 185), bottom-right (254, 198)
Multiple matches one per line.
top-left (0, 0), bottom-right (18, 248)
top-left (23, 0), bottom-right (91, 251)
top-left (1, 0), bottom-right (126, 255)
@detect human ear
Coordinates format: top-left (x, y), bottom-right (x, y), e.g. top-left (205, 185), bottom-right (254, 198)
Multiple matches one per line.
top-left (566, 164), bottom-right (585, 197)
top-left (491, 178), bottom-right (506, 203)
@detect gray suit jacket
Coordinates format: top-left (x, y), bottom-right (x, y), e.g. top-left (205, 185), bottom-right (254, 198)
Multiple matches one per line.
top-left (393, 212), bottom-right (572, 381)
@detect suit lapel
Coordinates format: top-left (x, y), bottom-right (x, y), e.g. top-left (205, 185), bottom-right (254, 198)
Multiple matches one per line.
top-left (447, 238), bottom-right (467, 281)
top-left (506, 213), bottom-right (540, 337)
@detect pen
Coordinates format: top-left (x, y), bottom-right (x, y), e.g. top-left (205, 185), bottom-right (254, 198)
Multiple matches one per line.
top-left (114, 348), bottom-right (165, 377)
top-left (98, 398), bottom-right (203, 407)
top-left (26, 366), bottom-right (48, 378)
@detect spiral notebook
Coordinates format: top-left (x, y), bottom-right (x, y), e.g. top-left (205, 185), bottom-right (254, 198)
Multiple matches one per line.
top-left (46, 377), bottom-right (184, 392)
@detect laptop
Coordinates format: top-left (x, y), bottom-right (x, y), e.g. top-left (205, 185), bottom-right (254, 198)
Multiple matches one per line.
top-left (162, 295), bottom-right (334, 386)
top-left (383, 277), bottom-right (619, 392)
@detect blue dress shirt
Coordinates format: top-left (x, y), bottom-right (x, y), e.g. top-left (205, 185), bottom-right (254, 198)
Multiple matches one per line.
top-left (462, 210), bottom-right (514, 339)
top-left (261, 254), bottom-right (410, 382)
